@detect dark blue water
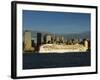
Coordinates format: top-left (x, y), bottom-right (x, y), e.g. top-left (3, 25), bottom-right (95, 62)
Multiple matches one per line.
top-left (23, 52), bottom-right (91, 69)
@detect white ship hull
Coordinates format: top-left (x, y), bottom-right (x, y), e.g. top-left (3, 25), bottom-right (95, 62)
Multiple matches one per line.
top-left (39, 44), bottom-right (88, 53)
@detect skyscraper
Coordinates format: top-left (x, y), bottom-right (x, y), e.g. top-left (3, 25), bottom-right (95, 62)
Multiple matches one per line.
top-left (24, 31), bottom-right (34, 52)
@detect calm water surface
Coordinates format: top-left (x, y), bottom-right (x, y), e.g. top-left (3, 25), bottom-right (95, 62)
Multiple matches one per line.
top-left (23, 52), bottom-right (91, 69)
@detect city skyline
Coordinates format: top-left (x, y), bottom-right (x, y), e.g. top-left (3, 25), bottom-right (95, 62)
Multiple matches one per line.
top-left (23, 10), bottom-right (90, 34)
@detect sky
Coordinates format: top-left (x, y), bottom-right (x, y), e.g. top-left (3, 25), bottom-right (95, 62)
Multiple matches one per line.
top-left (23, 10), bottom-right (90, 34)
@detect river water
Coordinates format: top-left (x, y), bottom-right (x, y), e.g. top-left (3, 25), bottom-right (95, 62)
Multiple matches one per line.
top-left (23, 52), bottom-right (90, 69)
